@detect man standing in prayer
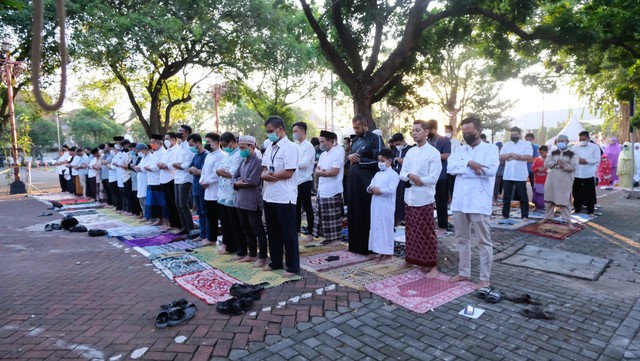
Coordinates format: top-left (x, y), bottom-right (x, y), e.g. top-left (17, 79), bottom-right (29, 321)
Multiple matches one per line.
top-left (368, 148), bottom-right (400, 262)
top-left (173, 125), bottom-right (196, 234)
top-left (500, 127), bottom-right (533, 220)
top-left (134, 143), bottom-right (149, 218)
top-left (116, 139), bottom-right (132, 214)
top-left (100, 143), bottom-right (114, 207)
top-left (313, 130), bottom-right (345, 244)
top-left (67, 147), bottom-right (84, 196)
top-left (200, 133), bottom-right (226, 246)
top-left (543, 135), bottom-right (579, 227)
top-left (391, 132), bottom-right (411, 226)
top-left (157, 133), bottom-right (181, 229)
top-left (292, 122), bottom-right (316, 242)
top-left (87, 148), bottom-right (101, 200)
top-left (572, 131), bottom-right (601, 217)
top-left (399, 120), bottom-right (442, 276)
top-left (261, 116), bottom-right (300, 277)
top-left (144, 134), bottom-right (169, 226)
top-left (216, 132), bottom-right (245, 256)
top-left (187, 134), bottom-right (208, 241)
top-left (346, 114), bottom-right (382, 254)
top-left (109, 136), bottom-right (124, 211)
top-left (233, 135), bottom-right (269, 267)
top-left (448, 116), bottom-right (499, 289)
top-left (444, 124), bottom-right (460, 197)
top-left (54, 145), bottom-right (70, 193)
top-left (426, 119), bottom-right (452, 233)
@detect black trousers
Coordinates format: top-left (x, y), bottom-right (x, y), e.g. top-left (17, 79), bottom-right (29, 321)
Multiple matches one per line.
top-left (573, 177), bottom-right (596, 214)
top-left (395, 179), bottom-right (407, 223)
top-left (502, 180), bottom-right (529, 219)
top-left (120, 179), bottom-right (132, 213)
top-left (86, 177), bottom-right (97, 199)
top-left (130, 185), bottom-right (141, 215)
top-left (58, 174), bottom-right (67, 192)
top-left (218, 204), bottom-right (244, 255)
top-left (205, 200), bottom-right (220, 241)
top-left (237, 207), bottom-right (268, 259)
top-left (109, 181), bottom-right (121, 210)
top-left (447, 174), bottom-right (456, 199)
top-left (264, 201), bottom-right (299, 273)
top-left (102, 179), bottom-right (112, 205)
top-left (296, 180), bottom-right (314, 232)
top-left (435, 178), bottom-right (449, 229)
top-left (161, 181), bottom-right (181, 228)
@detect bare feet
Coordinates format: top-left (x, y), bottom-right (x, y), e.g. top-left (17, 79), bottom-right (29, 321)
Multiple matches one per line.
top-left (231, 255), bottom-right (245, 261)
top-left (262, 265), bottom-right (274, 271)
top-left (476, 280), bottom-right (491, 289)
top-left (399, 262), bottom-right (413, 269)
top-left (425, 267), bottom-right (438, 278)
top-left (450, 275), bottom-right (470, 283)
top-left (253, 259), bottom-right (267, 268)
top-left (303, 235), bottom-right (314, 242)
top-left (379, 255), bottom-right (393, 263)
top-left (239, 256), bottom-right (257, 262)
top-left (522, 218), bottom-right (530, 222)
top-left (368, 254), bottom-right (379, 260)
top-left (217, 245), bottom-right (228, 255)
top-left (283, 271), bottom-right (296, 278)
top-left (200, 239), bottom-right (216, 247)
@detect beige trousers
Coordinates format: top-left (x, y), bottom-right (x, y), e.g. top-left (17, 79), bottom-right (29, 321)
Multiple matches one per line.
top-left (453, 212), bottom-right (493, 281)
top-left (544, 202), bottom-right (571, 223)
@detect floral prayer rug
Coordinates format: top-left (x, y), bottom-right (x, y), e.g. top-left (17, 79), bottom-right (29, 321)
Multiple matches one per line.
top-left (121, 233), bottom-right (186, 247)
top-left (174, 268), bottom-right (239, 304)
top-left (61, 202), bottom-right (104, 210)
top-left (84, 220), bottom-right (130, 230)
top-left (300, 250), bottom-right (370, 272)
top-left (366, 269), bottom-right (476, 313)
top-left (518, 220), bottom-right (584, 240)
top-left (107, 225), bottom-right (161, 238)
top-left (59, 209), bottom-right (99, 217)
top-left (193, 246), bottom-right (302, 286)
top-left (152, 254), bottom-right (213, 280)
top-left (133, 240), bottom-right (202, 259)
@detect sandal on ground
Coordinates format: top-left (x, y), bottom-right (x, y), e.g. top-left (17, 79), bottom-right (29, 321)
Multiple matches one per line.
top-left (167, 305), bottom-right (197, 326)
top-left (325, 256), bottom-right (340, 262)
top-left (505, 293), bottom-right (543, 305)
top-left (476, 287), bottom-right (493, 300)
top-left (216, 295), bottom-right (253, 316)
top-left (155, 311), bottom-right (169, 329)
top-left (160, 298), bottom-right (190, 310)
top-left (520, 306), bottom-right (556, 320)
top-left (230, 282), bottom-right (270, 300)
top-left (485, 289), bottom-right (503, 303)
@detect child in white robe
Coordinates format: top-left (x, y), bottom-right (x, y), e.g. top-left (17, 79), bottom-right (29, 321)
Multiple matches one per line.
top-left (367, 148), bottom-right (400, 261)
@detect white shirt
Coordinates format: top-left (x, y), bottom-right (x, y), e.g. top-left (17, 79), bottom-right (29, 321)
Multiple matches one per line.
top-left (317, 145), bottom-right (344, 198)
top-left (200, 149), bottom-right (227, 201)
top-left (136, 153), bottom-right (149, 198)
top-left (399, 142), bottom-right (442, 206)
top-left (501, 140), bottom-right (533, 181)
top-left (79, 154), bottom-right (90, 176)
top-left (159, 145), bottom-right (177, 184)
top-left (108, 151), bottom-right (118, 182)
top-left (88, 156), bottom-right (100, 178)
top-left (174, 142), bottom-right (195, 184)
top-left (262, 136), bottom-right (299, 204)
top-left (115, 151), bottom-right (131, 186)
top-left (56, 152), bottom-right (70, 175)
top-left (572, 142), bottom-right (601, 178)
top-left (217, 148), bottom-right (243, 207)
top-left (145, 148), bottom-right (164, 186)
top-left (448, 142), bottom-right (499, 215)
top-left (295, 139), bottom-right (315, 185)
top-left (449, 137), bottom-right (462, 154)
top-left (69, 154), bottom-right (82, 176)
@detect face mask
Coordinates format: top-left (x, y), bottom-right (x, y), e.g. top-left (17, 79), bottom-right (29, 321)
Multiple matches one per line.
top-left (396, 144), bottom-right (404, 150)
top-left (463, 134), bottom-right (478, 145)
top-left (114, 144), bottom-right (122, 150)
top-left (444, 133), bottom-right (452, 139)
top-left (204, 144), bottom-right (212, 152)
top-left (292, 133), bottom-right (300, 141)
top-left (557, 142), bottom-right (568, 149)
top-left (267, 132), bottom-right (279, 143)
top-left (164, 140), bottom-right (171, 148)
top-left (223, 147), bottom-right (233, 154)
top-left (240, 149), bottom-right (251, 158)
top-left (510, 136), bottom-right (520, 143)
top-left (319, 143), bottom-right (327, 152)
top-left (151, 143), bottom-right (158, 151)
top-left (190, 146), bottom-right (198, 154)
top-left (378, 162), bottom-right (387, 171)
top-left (109, 150), bottom-right (115, 155)
top-left (580, 140), bottom-right (588, 146)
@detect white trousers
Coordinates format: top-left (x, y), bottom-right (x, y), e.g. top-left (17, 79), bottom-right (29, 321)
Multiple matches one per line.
top-left (453, 212), bottom-right (493, 281)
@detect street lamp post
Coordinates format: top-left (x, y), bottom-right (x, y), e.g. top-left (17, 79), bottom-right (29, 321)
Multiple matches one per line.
top-left (1, 39), bottom-right (26, 194)
top-left (209, 82), bottom-right (228, 134)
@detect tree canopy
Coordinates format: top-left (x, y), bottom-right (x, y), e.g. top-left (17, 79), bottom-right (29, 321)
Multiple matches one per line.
top-left (66, 109), bottom-right (124, 148)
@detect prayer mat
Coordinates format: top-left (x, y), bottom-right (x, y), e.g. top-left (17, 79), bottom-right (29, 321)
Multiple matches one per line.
top-left (133, 240), bottom-right (202, 260)
top-left (61, 202), bottom-right (104, 210)
top-left (300, 250), bottom-right (370, 272)
top-left (98, 209), bottom-right (146, 226)
top-left (174, 268), bottom-right (239, 304)
top-left (366, 269), bottom-right (476, 313)
top-left (316, 260), bottom-right (388, 290)
top-left (122, 233), bottom-right (186, 247)
top-left (84, 220), bottom-right (130, 230)
top-left (518, 220), bottom-right (584, 240)
top-left (488, 218), bottom-right (537, 230)
top-left (56, 198), bottom-right (94, 205)
top-left (107, 225), bottom-right (161, 238)
top-left (193, 247), bottom-right (303, 287)
top-left (152, 254), bottom-right (213, 279)
top-left (59, 209), bottom-right (99, 217)
top-left (299, 241), bottom-right (346, 257)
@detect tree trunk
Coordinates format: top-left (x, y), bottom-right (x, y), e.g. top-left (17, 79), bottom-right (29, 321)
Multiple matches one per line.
top-left (149, 97), bottom-right (162, 136)
top-left (619, 101), bottom-right (630, 144)
top-left (352, 89), bottom-right (376, 129)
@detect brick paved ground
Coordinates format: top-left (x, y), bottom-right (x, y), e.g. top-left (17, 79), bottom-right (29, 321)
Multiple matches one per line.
top-left (1, 188), bottom-right (640, 360)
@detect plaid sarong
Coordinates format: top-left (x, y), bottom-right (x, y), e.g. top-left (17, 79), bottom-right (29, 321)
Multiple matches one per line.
top-left (314, 194), bottom-right (343, 242)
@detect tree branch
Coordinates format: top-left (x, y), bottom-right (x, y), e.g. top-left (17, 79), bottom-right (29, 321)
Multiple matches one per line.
top-left (109, 63), bottom-right (149, 132)
top-left (331, 0), bottom-right (363, 74)
top-left (372, 74), bottom-right (403, 104)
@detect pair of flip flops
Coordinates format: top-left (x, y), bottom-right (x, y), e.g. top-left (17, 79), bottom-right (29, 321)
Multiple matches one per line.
top-left (216, 295), bottom-right (254, 316)
top-left (477, 287), bottom-right (503, 303)
top-left (155, 299), bottom-right (197, 328)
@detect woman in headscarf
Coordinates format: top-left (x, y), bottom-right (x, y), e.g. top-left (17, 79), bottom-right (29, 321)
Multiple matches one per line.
top-left (605, 137), bottom-right (622, 183)
top-left (617, 142), bottom-right (634, 188)
top-left (596, 154), bottom-right (612, 186)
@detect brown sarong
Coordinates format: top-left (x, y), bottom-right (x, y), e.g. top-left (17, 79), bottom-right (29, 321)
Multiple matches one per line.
top-left (405, 202), bottom-right (438, 267)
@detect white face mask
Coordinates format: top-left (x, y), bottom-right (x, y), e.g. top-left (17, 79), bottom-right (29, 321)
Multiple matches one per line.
top-left (164, 140), bottom-right (171, 148)
top-left (292, 132), bottom-right (301, 141)
top-left (378, 162), bottom-right (387, 171)
top-left (580, 140), bottom-right (588, 146)
top-left (109, 150), bottom-right (115, 155)
top-left (444, 132), bottom-right (452, 138)
top-left (114, 144), bottom-right (122, 150)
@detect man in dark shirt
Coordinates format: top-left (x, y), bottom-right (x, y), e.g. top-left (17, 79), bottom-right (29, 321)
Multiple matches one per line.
top-left (346, 114), bottom-right (382, 254)
top-left (392, 132), bottom-right (412, 225)
top-left (426, 119), bottom-right (452, 232)
top-left (188, 134), bottom-right (209, 241)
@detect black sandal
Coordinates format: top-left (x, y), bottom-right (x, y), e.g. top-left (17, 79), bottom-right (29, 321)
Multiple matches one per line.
top-left (216, 298), bottom-right (244, 316)
top-left (229, 282), bottom-right (270, 300)
top-left (521, 306), bottom-right (556, 320)
top-left (160, 298), bottom-right (190, 310)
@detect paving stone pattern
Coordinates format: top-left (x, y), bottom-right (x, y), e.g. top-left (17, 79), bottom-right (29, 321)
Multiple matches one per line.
top-left (1, 191), bottom-right (640, 360)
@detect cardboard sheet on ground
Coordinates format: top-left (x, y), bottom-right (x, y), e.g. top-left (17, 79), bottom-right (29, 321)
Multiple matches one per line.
top-left (193, 247), bottom-right (302, 287)
top-left (501, 245), bottom-right (610, 281)
top-left (366, 269), bottom-right (477, 313)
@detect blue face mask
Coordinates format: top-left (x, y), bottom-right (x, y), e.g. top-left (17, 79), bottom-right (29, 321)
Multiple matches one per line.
top-left (240, 149), bottom-right (251, 159)
top-left (223, 147), bottom-right (233, 154)
top-left (190, 146), bottom-right (198, 154)
top-left (267, 132), bottom-right (279, 143)
top-left (557, 142), bottom-right (568, 150)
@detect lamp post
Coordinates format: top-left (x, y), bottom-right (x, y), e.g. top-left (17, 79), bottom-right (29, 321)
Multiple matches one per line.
top-left (209, 82), bottom-right (228, 134)
top-left (1, 39), bottom-right (26, 194)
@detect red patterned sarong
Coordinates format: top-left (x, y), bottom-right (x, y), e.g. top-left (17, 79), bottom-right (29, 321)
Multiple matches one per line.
top-left (405, 203), bottom-right (437, 267)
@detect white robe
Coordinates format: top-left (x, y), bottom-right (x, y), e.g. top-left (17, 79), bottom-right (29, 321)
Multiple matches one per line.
top-left (367, 167), bottom-right (400, 255)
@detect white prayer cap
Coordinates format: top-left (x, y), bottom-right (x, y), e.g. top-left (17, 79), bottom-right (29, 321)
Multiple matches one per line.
top-left (239, 135), bottom-right (256, 146)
